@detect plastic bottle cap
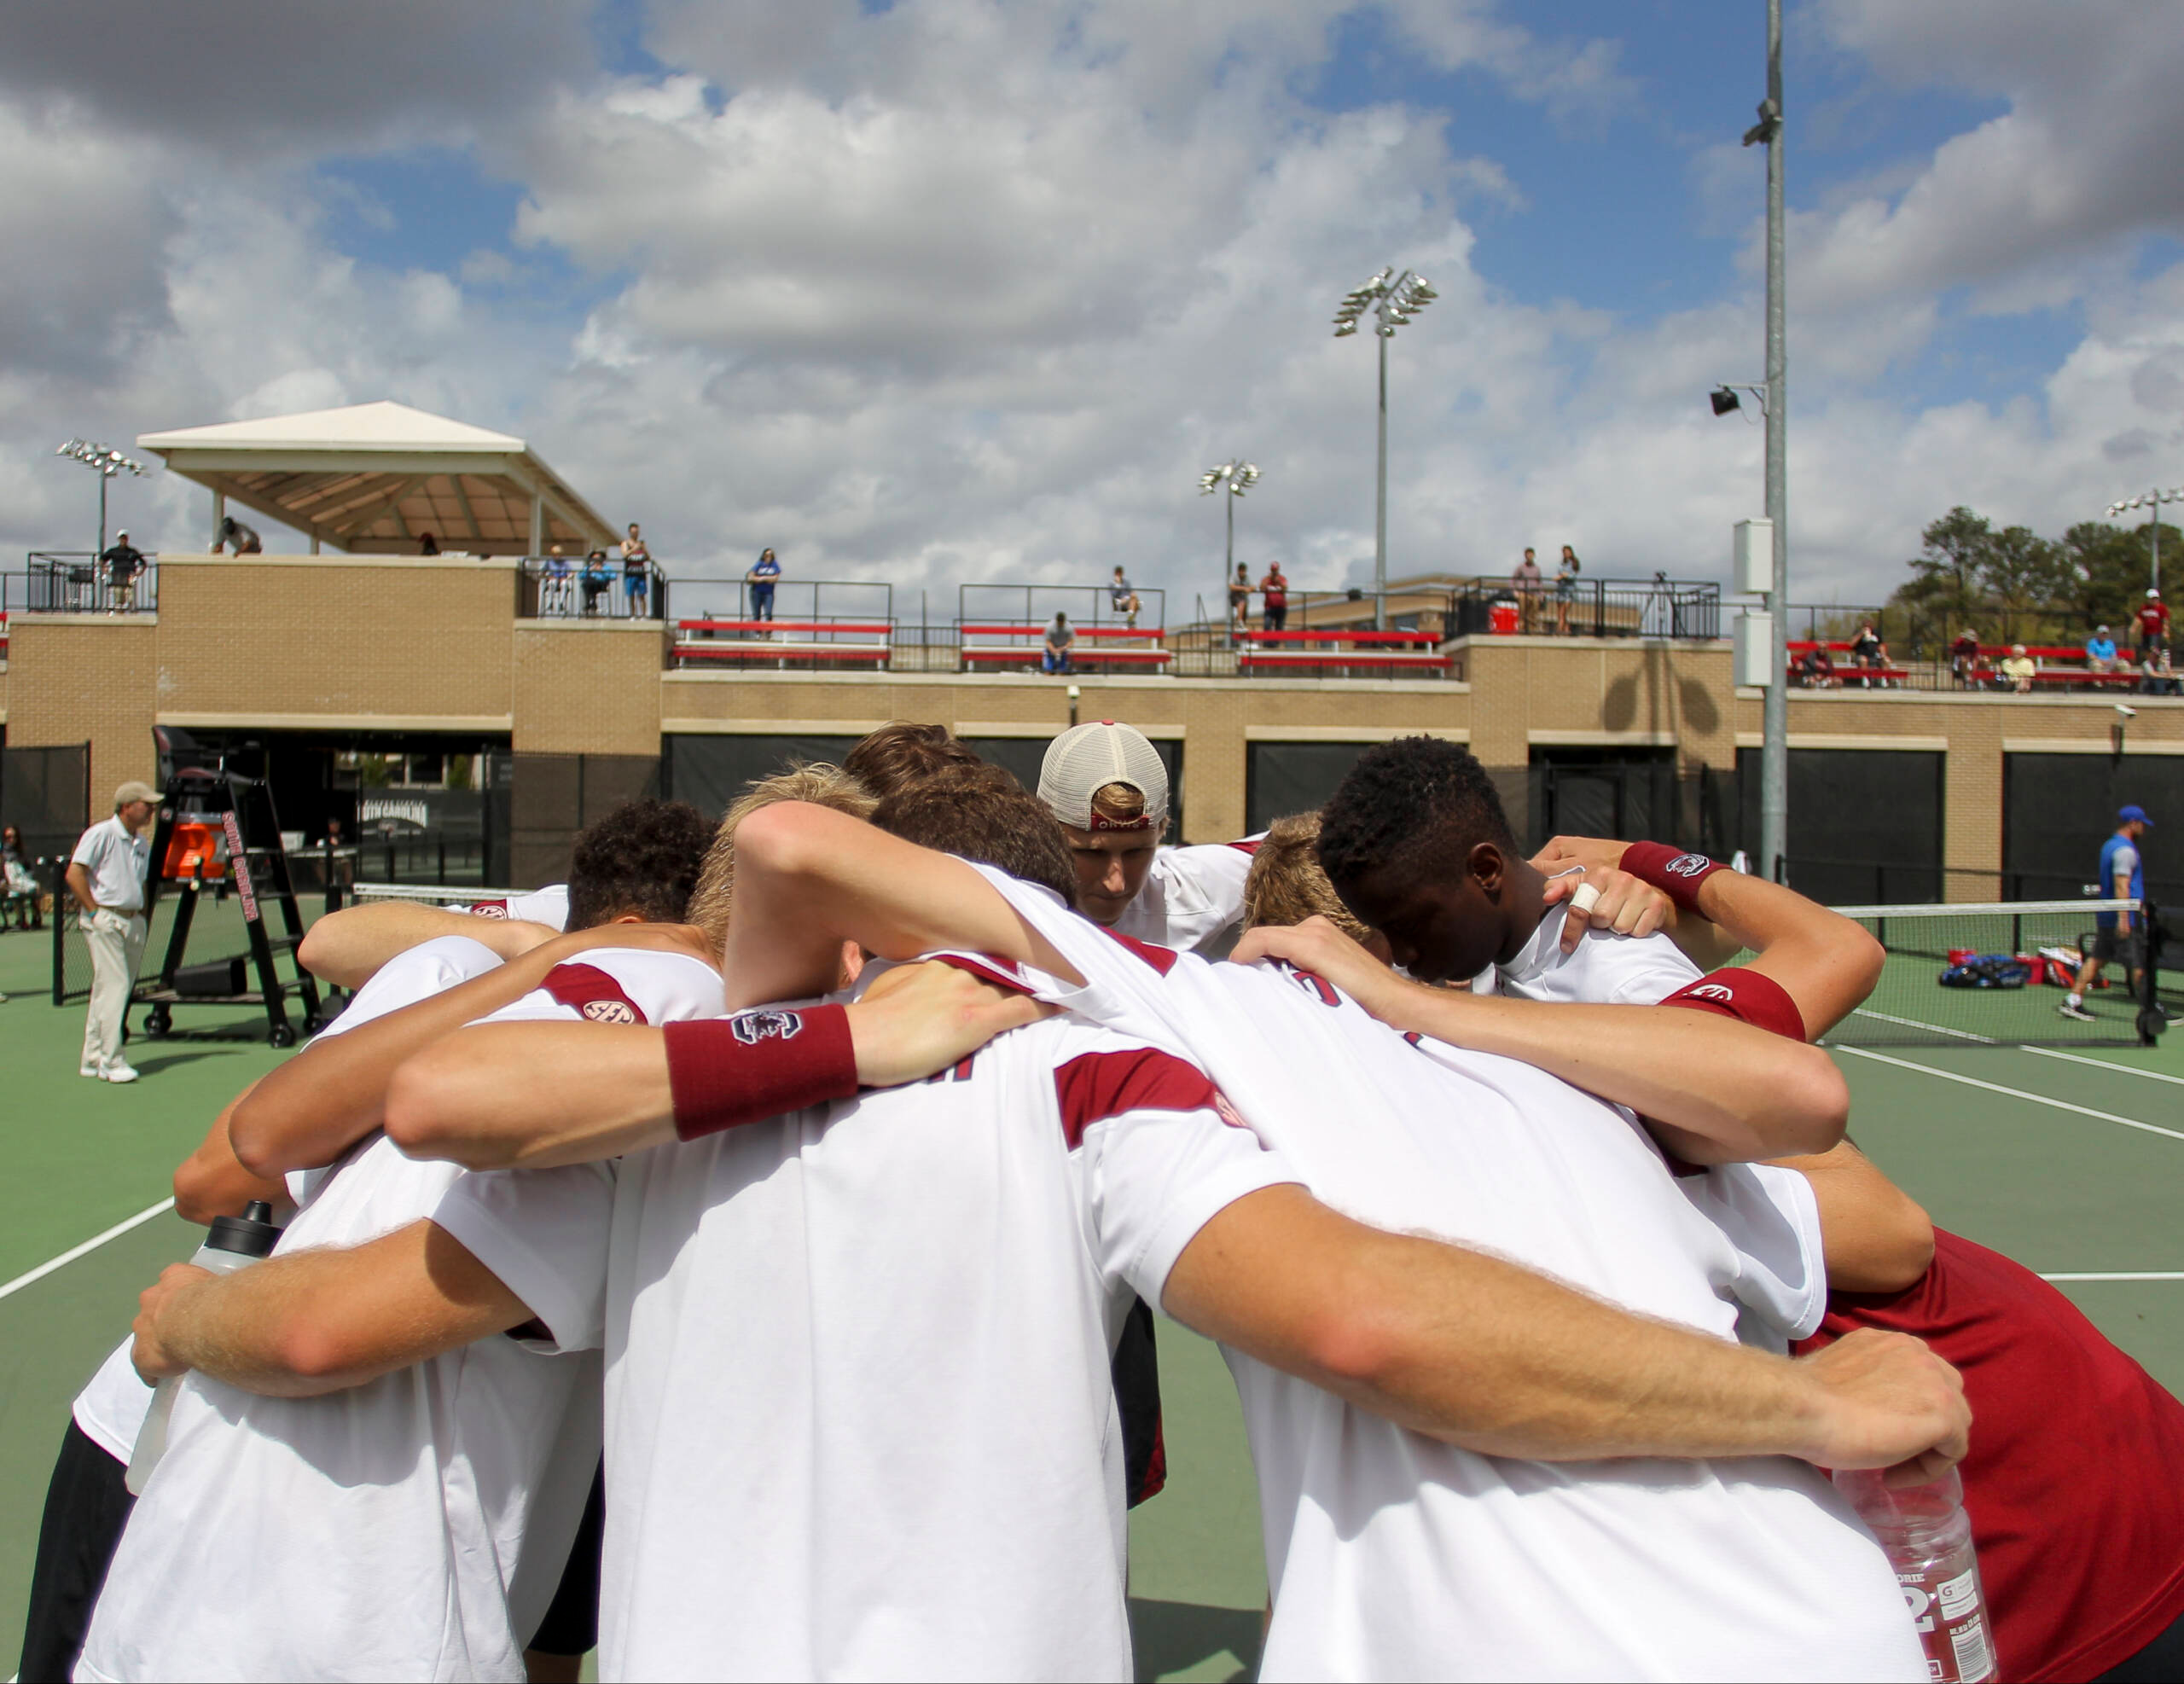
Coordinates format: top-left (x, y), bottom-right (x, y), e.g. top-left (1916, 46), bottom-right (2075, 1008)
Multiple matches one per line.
top-left (202, 1199), bottom-right (282, 1260)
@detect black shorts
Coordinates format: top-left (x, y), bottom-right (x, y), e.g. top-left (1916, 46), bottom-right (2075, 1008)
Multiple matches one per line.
top-left (527, 1460), bottom-right (606, 1658)
top-left (19, 1420), bottom-right (134, 1683)
top-left (2090, 927), bottom-right (2147, 968)
top-left (1112, 1295), bottom-right (1166, 1507)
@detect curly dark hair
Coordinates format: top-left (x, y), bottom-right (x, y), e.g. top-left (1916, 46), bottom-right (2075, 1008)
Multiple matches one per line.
top-left (1316, 736), bottom-right (1516, 890)
top-left (566, 799), bottom-right (714, 930)
top-left (871, 764), bottom-right (1079, 909)
top-left (843, 722), bottom-right (984, 801)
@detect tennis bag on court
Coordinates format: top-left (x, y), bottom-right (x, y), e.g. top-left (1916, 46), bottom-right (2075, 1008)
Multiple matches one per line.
top-left (1938, 954), bottom-right (2030, 990)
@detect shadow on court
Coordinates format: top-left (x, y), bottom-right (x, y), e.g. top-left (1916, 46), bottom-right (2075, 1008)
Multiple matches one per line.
top-left (1129, 1597), bottom-right (1262, 1682)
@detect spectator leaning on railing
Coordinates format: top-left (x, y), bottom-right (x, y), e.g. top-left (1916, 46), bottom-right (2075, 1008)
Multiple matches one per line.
top-left (747, 548), bottom-right (781, 624)
top-left (1259, 563), bottom-right (1289, 632)
top-left (1511, 547), bottom-right (1542, 631)
top-left (99, 531), bottom-right (145, 613)
top-left (620, 523), bottom-right (652, 617)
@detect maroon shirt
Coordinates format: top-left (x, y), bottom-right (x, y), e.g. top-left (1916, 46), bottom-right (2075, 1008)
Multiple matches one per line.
top-left (1797, 1231), bottom-right (2184, 1682)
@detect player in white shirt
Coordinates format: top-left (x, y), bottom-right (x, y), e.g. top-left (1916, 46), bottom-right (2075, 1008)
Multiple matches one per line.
top-left (82, 802), bottom-right (714, 1683)
top-left (692, 797), bottom-right (1967, 1681)
top-left (295, 883), bottom-right (572, 991)
top-left (1037, 720), bottom-right (1259, 951)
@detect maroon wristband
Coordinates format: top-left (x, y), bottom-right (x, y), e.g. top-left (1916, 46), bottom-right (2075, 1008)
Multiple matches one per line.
top-left (665, 1005), bottom-right (859, 1141)
top-left (1660, 967), bottom-right (1808, 1042)
top-left (1619, 841), bottom-right (1728, 913)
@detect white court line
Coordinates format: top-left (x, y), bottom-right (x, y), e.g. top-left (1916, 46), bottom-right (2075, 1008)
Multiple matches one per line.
top-left (1842, 1007), bottom-right (1995, 1043)
top-left (1837, 1047), bottom-right (2184, 1144)
top-left (2019, 1045), bottom-right (2184, 1088)
top-left (2042, 1272), bottom-right (2184, 1282)
top-left (0, 1198), bottom-right (175, 1304)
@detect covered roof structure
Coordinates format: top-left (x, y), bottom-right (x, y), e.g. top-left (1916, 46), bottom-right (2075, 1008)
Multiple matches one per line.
top-left (137, 400), bottom-right (618, 555)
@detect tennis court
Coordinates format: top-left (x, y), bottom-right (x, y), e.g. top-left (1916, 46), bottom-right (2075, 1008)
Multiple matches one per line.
top-left (3, 905), bottom-right (2181, 1681)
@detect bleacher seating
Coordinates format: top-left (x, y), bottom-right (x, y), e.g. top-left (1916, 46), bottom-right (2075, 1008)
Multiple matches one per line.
top-left (1969, 643), bottom-right (2145, 690)
top-left (673, 618), bottom-right (892, 671)
top-left (1786, 640), bottom-right (1909, 687)
top-left (1234, 627), bottom-right (1449, 676)
top-left (957, 623), bottom-right (1170, 673)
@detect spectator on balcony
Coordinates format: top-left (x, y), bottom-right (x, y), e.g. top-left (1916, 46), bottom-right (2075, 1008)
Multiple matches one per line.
top-left (1553, 545), bottom-right (1582, 635)
top-left (1043, 612), bottom-right (1076, 675)
top-left (1228, 563), bottom-right (1251, 636)
top-left (417, 531), bottom-right (440, 556)
top-left (541, 544), bottom-right (573, 616)
top-left (211, 514), bottom-right (261, 555)
top-left (2136, 589), bottom-right (2169, 664)
top-left (1511, 547), bottom-right (1542, 632)
top-left (1794, 643), bottom-right (1838, 688)
top-left (2087, 624), bottom-right (2119, 673)
top-left (620, 523), bottom-right (653, 618)
top-left (100, 531), bottom-right (146, 613)
top-left (1108, 566), bottom-right (1141, 630)
top-left (1951, 627), bottom-right (1982, 688)
top-left (1849, 619), bottom-right (1891, 687)
top-left (1260, 562), bottom-right (1289, 633)
top-left (747, 548), bottom-right (781, 625)
top-left (2001, 643), bottom-right (2036, 693)
top-left (2145, 644), bottom-right (2180, 697)
top-left (581, 549), bottom-right (611, 617)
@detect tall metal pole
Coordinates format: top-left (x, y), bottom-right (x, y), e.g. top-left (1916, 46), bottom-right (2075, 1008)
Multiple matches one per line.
top-left (1374, 328), bottom-right (1390, 630)
top-left (1225, 489), bottom-right (1235, 636)
top-left (97, 472), bottom-right (109, 560)
top-left (1759, 0), bottom-right (1790, 884)
top-left (2152, 499), bottom-right (2162, 592)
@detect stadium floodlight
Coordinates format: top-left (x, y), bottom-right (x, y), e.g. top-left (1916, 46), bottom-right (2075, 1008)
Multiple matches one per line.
top-left (1200, 459), bottom-right (1261, 639)
top-left (55, 438), bottom-right (147, 558)
top-left (1331, 266), bottom-right (1436, 628)
top-left (2106, 486), bottom-right (2184, 592)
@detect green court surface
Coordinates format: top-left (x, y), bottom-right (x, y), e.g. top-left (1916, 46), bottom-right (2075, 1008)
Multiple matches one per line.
top-left (4, 903), bottom-right (2181, 1679)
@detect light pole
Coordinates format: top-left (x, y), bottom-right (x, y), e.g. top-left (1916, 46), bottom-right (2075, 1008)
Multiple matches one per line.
top-left (1333, 267), bottom-right (1437, 629)
top-left (1199, 459), bottom-right (1260, 640)
top-left (56, 438), bottom-right (147, 558)
top-left (2107, 487), bottom-right (2183, 593)
top-left (1740, 0), bottom-right (1789, 883)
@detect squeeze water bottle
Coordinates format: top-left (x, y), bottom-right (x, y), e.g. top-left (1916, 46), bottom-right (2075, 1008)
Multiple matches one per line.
top-left (124, 1199), bottom-right (283, 1495)
top-left (1833, 1466), bottom-right (1998, 1683)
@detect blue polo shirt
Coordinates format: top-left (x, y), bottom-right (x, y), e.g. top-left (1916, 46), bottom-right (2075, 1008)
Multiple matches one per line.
top-left (2097, 833), bottom-right (2144, 930)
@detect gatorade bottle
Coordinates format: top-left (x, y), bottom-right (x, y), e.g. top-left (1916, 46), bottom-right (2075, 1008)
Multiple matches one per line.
top-left (1833, 1466), bottom-right (1997, 1683)
top-left (125, 1199), bottom-right (283, 1495)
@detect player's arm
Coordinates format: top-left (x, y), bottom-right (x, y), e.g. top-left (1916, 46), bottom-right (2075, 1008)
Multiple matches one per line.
top-left (129, 1219), bottom-right (533, 1397)
top-left (1772, 1141), bottom-right (1934, 1293)
top-left (722, 801), bottom-right (1082, 1007)
top-left (171, 1081), bottom-right (289, 1224)
top-left (1164, 1184), bottom-right (1965, 1474)
top-left (2115, 853), bottom-right (2136, 932)
top-left (230, 924), bottom-right (708, 1178)
top-left (1231, 918), bottom-right (1846, 1162)
top-left (297, 903), bottom-right (561, 990)
top-left (389, 959), bottom-right (1053, 1170)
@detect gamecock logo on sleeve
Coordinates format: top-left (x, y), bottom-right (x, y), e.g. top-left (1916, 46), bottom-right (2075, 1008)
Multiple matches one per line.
top-left (1665, 854), bottom-right (1711, 878)
top-left (730, 1009), bottom-right (803, 1045)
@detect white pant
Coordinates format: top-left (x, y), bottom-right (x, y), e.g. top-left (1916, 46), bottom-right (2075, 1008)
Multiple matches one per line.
top-left (81, 909), bottom-right (148, 1071)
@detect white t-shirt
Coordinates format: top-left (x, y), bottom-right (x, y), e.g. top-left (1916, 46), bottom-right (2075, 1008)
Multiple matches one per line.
top-left (70, 816), bottom-right (150, 913)
top-left (70, 935), bottom-right (508, 1464)
top-left (1112, 839), bottom-right (1258, 953)
top-left (973, 865), bottom-right (1922, 1683)
top-left (433, 967), bottom-right (1295, 1682)
top-left (462, 884), bottom-right (571, 930)
top-left (1477, 903), bottom-right (1829, 1351)
top-left (80, 942), bottom-right (712, 1684)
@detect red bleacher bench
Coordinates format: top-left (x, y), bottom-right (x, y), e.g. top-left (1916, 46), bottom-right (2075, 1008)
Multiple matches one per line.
top-left (674, 618), bottom-right (892, 666)
top-left (1785, 640), bottom-right (1908, 684)
top-left (957, 623), bottom-right (1171, 671)
top-left (1236, 626), bottom-right (1449, 674)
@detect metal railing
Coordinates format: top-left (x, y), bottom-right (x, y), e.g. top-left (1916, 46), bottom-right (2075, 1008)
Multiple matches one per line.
top-left (673, 577), bottom-right (893, 629)
top-left (518, 556), bottom-right (667, 621)
top-left (1452, 576), bottom-right (1720, 640)
top-left (667, 578), bottom-right (895, 671)
top-left (18, 552), bottom-right (160, 614)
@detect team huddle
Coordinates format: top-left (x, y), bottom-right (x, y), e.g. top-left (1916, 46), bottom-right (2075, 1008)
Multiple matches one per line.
top-left (22, 723), bottom-right (2184, 1681)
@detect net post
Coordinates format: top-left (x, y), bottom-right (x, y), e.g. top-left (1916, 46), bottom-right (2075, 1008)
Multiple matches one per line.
top-left (2140, 895), bottom-right (2166, 1048)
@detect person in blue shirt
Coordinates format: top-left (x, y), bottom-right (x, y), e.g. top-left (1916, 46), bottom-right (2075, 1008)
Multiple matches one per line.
top-left (2061, 804), bottom-right (2156, 1020)
top-left (746, 548), bottom-right (781, 625)
top-left (2087, 625), bottom-right (2119, 672)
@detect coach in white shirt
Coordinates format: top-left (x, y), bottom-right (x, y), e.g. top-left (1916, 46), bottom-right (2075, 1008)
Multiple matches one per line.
top-left (67, 782), bottom-right (157, 1083)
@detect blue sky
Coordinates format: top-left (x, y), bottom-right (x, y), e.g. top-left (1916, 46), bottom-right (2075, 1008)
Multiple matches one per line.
top-left (5, 2), bottom-right (2183, 601)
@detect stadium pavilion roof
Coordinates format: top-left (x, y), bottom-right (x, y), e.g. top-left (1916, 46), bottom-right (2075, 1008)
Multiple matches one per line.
top-left (137, 399), bottom-right (618, 556)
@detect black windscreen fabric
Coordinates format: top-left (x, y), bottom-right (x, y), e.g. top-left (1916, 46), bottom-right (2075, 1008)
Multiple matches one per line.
top-left (2004, 754), bottom-right (2184, 903)
top-left (1246, 741), bottom-right (1372, 833)
top-left (1526, 749), bottom-right (1676, 851)
top-left (664, 735), bottom-right (863, 820)
top-left (965, 737), bottom-right (1184, 838)
top-left (0, 742), bottom-right (90, 863)
top-left (1737, 747), bottom-right (1944, 903)
top-left (510, 752), bottom-right (665, 887)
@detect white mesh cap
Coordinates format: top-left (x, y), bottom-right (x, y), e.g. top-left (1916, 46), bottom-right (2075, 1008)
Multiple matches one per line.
top-left (1038, 721), bottom-right (1170, 832)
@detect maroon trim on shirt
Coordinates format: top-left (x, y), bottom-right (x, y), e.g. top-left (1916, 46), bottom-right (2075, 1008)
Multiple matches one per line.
top-left (1053, 1047), bottom-right (1218, 1147)
top-left (1227, 839), bottom-right (1263, 856)
top-left (1138, 1419), bottom-right (1168, 1503)
top-left (540, 962), bottom-right (650, 1026)
top-left (1658, 966), bottom-right (1806, 1042)
top-left (1095, 924), bottom-right (1178, 975)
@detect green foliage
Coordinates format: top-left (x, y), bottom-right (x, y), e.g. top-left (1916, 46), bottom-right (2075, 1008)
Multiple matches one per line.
top-left (1886, 508), bottom-right (2174, 647)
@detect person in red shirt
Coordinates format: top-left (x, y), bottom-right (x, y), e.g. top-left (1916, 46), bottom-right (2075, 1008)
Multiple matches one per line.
top-left (2136, 589), bottom-right (2170, 663)
top-left (1259, 563), bottom-right (1289, 632)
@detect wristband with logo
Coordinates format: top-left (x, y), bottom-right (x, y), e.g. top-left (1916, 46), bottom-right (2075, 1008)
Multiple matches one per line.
top-left (1619, 841), bottom-right (1728, 913)
top-left (665, 1005), bottom-right (858, 1141)
top-left (1660, 967), bottom-right (1807, 1042)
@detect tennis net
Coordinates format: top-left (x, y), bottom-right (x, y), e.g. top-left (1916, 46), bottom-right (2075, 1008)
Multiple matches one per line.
top-left (1811, 897), bottom-right (2179, 1048)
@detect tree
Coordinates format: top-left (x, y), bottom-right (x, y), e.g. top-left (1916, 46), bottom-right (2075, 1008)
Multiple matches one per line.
top-left (1978, 525), bottom-right (2068, 642)
top-left (1900, 506), bottom-right (1991, 632)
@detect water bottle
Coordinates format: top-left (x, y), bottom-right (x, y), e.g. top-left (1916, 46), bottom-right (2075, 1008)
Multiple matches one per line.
top-left (1833, 1466), bottom-right (1997, 1683)
top-left (125, 1200), bottom-right (283, 1495)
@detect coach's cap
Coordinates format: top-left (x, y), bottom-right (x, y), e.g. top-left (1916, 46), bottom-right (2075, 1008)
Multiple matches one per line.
top-left (1039, 721), bottom-right (1169, 832)
top-left (113, 780), bottom-right (158, 809)
top-left (2119, 804), bottom-right (2153, 827)
top-left (2151, 588), bottom-right (2164, 598)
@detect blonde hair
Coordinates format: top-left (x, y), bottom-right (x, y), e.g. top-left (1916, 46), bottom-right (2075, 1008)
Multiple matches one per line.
top-left (1242, 812), bottom-right (1374, 944)
top-left (1089, 781), bottom-right (1147, 825)
top-left (685, 763), bottom-right (876, 951)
